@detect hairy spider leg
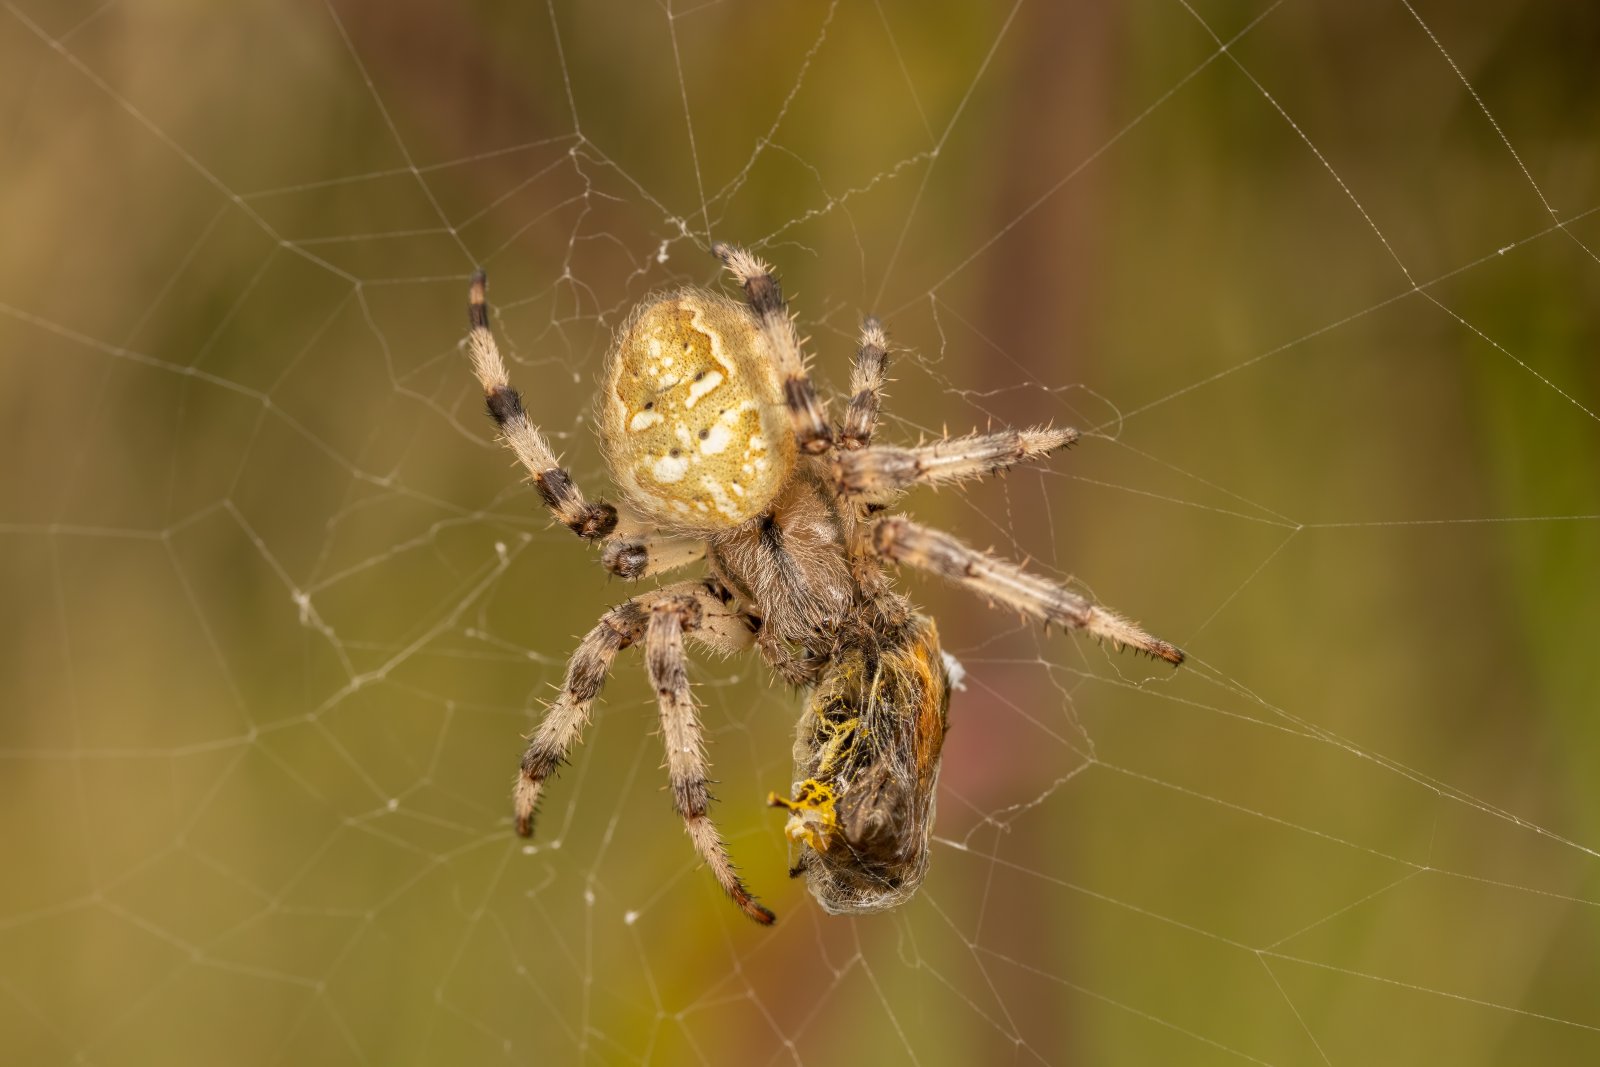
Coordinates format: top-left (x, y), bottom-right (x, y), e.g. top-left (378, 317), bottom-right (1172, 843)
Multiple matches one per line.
top-left (711, 243), bottom-right (832, 454)
top-left (647, 596), bottom-right (776, 925)
top-left (512, 582), bottom-right (772, 923)
top-left (835, 426), bottom-right (1078, 495)
top-left (466, 271), bottom-right (618, 539)
top-left (600, 534), bottom-right (708, 581)
top-left (872, 516), bottom-right (1185, 665)
top-left (839, 316), bottom-right (889, 451)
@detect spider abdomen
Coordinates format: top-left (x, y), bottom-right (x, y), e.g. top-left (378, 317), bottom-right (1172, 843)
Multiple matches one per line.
top-left (601, 290), bottom-right (797, 530)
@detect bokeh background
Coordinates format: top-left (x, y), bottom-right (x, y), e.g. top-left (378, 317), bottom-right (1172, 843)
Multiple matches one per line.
top-left (3, 1), bottom-right (1598, 1064)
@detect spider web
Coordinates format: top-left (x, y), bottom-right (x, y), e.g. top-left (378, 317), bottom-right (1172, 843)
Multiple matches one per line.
top-left (2, 1), bottom-right (1598, 1063)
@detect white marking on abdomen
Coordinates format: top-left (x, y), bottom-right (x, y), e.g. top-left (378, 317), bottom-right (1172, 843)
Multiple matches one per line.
top-left (651, 454), bottom-right (689, 483)
top-left (685, 369), bottom-right (723, 408)
top-left (699, 424), bottom-right (731, 455)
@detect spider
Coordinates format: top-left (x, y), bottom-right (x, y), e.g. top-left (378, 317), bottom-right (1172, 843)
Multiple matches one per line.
top-left (461, 243), bottom-right (1183, 924)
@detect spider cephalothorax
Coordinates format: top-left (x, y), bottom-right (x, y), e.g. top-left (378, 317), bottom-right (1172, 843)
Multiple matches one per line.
top-left (462, 243), bottom-right (1182, 924)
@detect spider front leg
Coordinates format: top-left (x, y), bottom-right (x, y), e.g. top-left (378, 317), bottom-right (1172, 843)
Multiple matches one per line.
top-left (711, 242), bottom-right (832, 453)
top-left (646, 595), bottom-right (776, 925)
top-left (839, 316), bottom-right (889, 450)
top-left (873, 516), bottom-right (1184, 665)
top-left (835, 426), bottom-right (1077, 495)
top-left (464, 271), bottom-right (618, 539)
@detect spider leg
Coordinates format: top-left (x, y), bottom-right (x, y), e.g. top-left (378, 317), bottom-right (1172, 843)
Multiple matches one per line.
top-left (646, 595), bottom-right (776, 925)
top-left (513, 599), bottom-right (647, 837)
top-left (711, 242), bottom-right (832, 454)
top-left (839, 316), bottom-right (889, 450)
top-left (600, 533), bottom-right (707, 581)
top-left (513, 582), bottom-right (754, 838)
top-left (835, 426), bottom-right (1077, 495)
top-left (465, 272), bottom-right (618, 539)
top-left (872, 516), bottom-right (1185, 665)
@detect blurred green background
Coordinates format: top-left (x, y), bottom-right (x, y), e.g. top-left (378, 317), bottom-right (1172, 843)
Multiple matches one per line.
top-left (3, 1), bottom-right (1598, 1064)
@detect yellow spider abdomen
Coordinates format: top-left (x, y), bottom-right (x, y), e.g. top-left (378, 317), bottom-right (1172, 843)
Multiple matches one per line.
top-left (601, 290), bottom-right (796, 530)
